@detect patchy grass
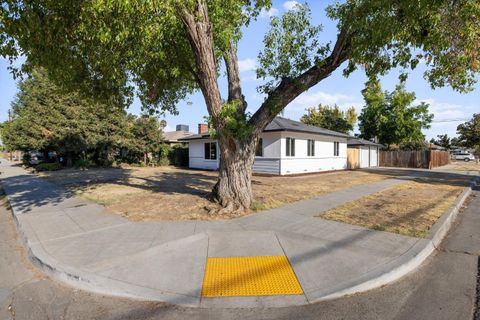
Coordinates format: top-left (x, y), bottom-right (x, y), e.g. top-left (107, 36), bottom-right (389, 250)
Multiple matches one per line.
top-left (320, 180), bottom-right (466, 238)
top-left (39, 166), bottom-right (390, 221)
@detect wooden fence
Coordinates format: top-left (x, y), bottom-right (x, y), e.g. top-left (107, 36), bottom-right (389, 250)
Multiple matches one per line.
top-left (379, 150), bottom-right (450, 169)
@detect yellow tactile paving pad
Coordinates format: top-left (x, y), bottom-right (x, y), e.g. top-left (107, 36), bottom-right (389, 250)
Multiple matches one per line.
top-left (202, 256), bottom-right (303, 297)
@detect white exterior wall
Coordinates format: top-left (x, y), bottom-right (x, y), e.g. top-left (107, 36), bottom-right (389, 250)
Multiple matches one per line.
top-left (188, 139), bottom-right (219, 170)
top-left (359, 146), bottom-right (379, 168)
top-left (369, 147), bottom-right (378, 166)
top-left (278, 132), bottom-right (347, 175)
top-left (253, 132), bottom-right (282, 174)
top-left (360, 146), bottom-right (370, 168)
top-left (186, 131), bottom-right (348, 175)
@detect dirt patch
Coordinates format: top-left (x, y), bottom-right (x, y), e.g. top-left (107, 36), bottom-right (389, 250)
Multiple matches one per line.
top-left (320, 180), bottom-right (466, 238)
top-left (40, 166), bottom-right (389, 221)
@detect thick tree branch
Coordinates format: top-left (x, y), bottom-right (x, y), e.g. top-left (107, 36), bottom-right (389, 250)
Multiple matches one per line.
top-left (249, 30), bottom-right (352, 137)
top-left (224, 41), bottom-right (247, 112)
top-left (176, 0), bottom-right (223, 119)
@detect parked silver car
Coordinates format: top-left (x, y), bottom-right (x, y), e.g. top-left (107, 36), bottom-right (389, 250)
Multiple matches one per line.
top-left (453, 152), bottom-right (476, 162)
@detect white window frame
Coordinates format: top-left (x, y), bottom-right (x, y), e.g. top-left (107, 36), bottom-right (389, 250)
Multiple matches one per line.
top-left (204, 142), bottom-right (217, 160)
top-left (256, 138), bottom-right (263, 157)
top-left (333, 141), bottom-right (340, 157)
top-left (286, 137), bottom-right (295, 157)
top-left (307, 139), bottom-right (315, 157)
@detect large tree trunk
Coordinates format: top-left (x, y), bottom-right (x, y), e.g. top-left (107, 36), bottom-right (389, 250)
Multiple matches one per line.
top-left (177, 0), bottom-right (351, 214)
top-left (211, 136), bottom-right (257, 214)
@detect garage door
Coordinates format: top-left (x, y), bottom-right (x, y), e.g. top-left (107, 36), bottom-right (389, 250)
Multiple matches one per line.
top-left (369, 147), bottom-right (378, 167)
top-left (360, 147), bottom-right (370, 168)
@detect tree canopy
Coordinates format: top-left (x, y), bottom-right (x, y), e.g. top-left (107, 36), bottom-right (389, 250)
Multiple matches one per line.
top-left (429, 134), bottom-right (452, 149)
top-left (0, 69), bottom-right (167, 166)
top-left (457, 114), bottom-right (480, 148)
top-left (300, 104), bottom-right (356, 134)
top-left (358, 81), bottom-right (434, 149)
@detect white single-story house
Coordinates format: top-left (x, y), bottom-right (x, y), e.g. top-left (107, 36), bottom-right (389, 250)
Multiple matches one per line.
top-left (346, 137), bottom-right (382, 168)
top-left (179, 117), bottom-right (349, 175)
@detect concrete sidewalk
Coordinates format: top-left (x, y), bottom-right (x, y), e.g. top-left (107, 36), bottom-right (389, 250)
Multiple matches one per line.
top-left (0, 161), bottom-right (470, 308)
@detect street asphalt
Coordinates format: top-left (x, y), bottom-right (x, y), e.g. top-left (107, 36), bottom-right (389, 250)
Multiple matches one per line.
top-left (0, 189), bottom-right (478, 319)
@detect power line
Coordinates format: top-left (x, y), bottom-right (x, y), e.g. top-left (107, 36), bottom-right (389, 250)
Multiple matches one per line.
top-left (431, 118), bottom-right (469, 123)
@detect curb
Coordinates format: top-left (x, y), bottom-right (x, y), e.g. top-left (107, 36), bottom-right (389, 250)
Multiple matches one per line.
top-left (313, 184), bottom-right (474, 303)
top-left (1, 168), bottom-right (478, 308)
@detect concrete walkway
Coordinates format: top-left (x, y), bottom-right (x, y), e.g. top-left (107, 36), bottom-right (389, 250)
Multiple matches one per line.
top-left (0, 161), bottom-right (468, 308)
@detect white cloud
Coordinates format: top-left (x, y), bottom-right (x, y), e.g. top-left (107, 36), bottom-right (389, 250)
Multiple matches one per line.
top-left (283, 1), bottom-right (300, 11)
top-left (286, 90), bottom-right (362, 112)
top-left (416, 99), bottom-right (474, 122)
top-left (259, 7), bottom-right (279, 18)
top-left (238, 58), bottom-right (257, 73)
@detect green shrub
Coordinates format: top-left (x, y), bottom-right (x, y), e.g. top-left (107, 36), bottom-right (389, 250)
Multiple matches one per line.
top-left (36, 162), bottom-right (62, 171)
top-left (22, 153), bottom-right (32, 166)
top-left (156, 157), bottom-right (170, 166)
top-left (128, 162), bottom-right (146, 167)
top-left (74, 159), bottom-right (92, 169)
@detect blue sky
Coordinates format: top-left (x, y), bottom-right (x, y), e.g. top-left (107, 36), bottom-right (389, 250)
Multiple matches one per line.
top-left (1, 0), bottom-right (478, 139)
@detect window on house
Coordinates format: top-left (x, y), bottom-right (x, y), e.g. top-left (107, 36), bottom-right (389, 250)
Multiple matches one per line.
top-left (256, 138), bottom-right (263, 157)
top-left (307, 139), bottom-right (315, 156)
top-left (333, 141), bottom-right (340, 156)
top-left (204, 142), bottom-right (217, 160)
top-left (286, 137), bottom-right (295, 157)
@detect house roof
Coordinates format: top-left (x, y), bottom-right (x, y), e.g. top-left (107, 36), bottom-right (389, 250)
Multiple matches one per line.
top-left (178, 117), bottom-right (350, 141)
top-left (163, 130), bottom-right (195, 142)
top-left (347, 137), bottom-right (383, 147)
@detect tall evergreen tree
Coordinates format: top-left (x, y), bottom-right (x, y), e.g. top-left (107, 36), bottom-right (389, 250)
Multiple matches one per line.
top-left (0, 69), bottom-right (149, 166)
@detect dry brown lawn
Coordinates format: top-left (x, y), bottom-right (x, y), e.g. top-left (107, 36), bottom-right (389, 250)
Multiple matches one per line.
top-left (441, 160), bottom-right (480, 174)
top-left (39, 166), bottom-right (390, 221)
top-left (321, 178), bottom-right (467, 238)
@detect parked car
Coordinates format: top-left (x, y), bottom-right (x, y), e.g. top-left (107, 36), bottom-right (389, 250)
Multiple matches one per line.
top-left (28, 151), bottom-right (45, 165)
top-left (453, 152), bottom-right (475, 162)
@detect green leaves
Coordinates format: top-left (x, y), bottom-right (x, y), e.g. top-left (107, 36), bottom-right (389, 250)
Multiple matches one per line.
top-left (358, 80), bottom-right (434, 148)
top-left (456, 114), bottom-right (480, 148)
top-left (300, 104), bottom-right (356, 134)
top-left (0, 68), bottom-right (168, 166)
top-left (257, 3), bottom-right (328, 93)
top-left (329, 0), bottom-right (480, 92)
top-left (206, 99), bottom-right (254, 140)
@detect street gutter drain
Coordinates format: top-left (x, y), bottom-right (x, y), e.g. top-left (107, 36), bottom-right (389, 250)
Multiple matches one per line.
top-left (202, 256), bottom-right (303, 297)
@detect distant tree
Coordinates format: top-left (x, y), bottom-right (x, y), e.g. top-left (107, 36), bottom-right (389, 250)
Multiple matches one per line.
top-left (398, 141), bottom-right (429, 151)
top-left (130, 116), bottom-right (165, 165)
top-left (429, 134), bottom-right (451, 149)
top-left (457, 114), bottom-right (480, 148)
top-left (450, 136), bottom-right (462, 148)
top-left (0, 69), bottom-right (133, 166)
top-left (300, 104), bottom-right (356, 133)
top-left (358, 81), bottom-right (433, 149)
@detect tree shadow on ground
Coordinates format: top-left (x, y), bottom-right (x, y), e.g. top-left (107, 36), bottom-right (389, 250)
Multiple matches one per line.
top-left (361, 168), bottom-right (475, 187)
top-left (1, 174), bottom-right (78, 213)
top-left (45, 167), bottom-right (218, 198)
